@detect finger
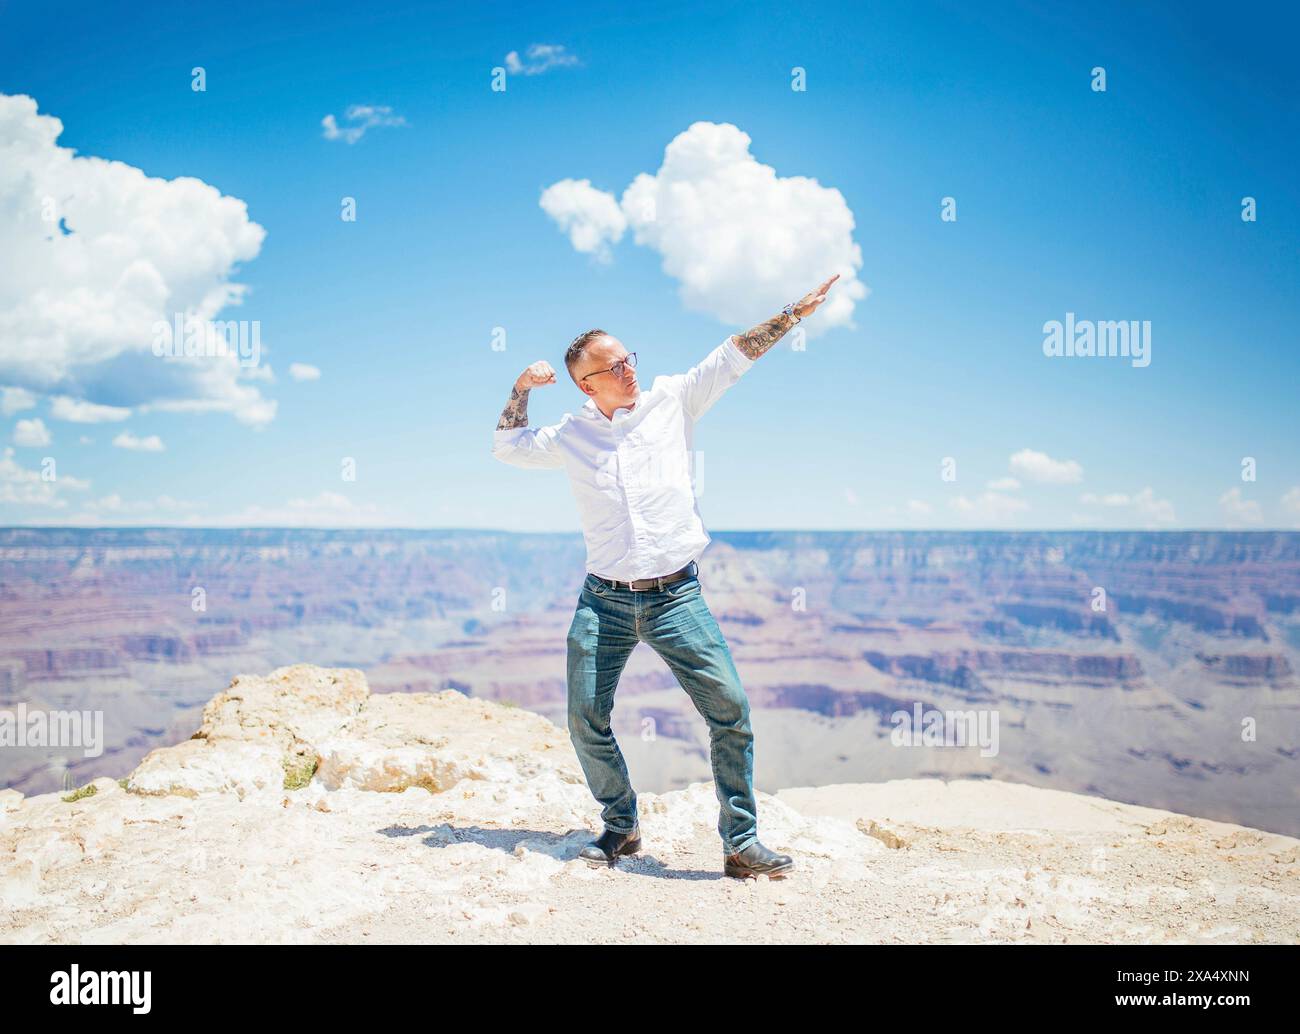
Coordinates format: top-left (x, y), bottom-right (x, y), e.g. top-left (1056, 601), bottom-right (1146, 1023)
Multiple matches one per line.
top-left (820, 274), bottom-right (840, 291)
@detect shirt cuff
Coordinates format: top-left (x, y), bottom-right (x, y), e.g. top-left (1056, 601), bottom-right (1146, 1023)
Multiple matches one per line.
top-left (724, 335), bottom-right (756, 371)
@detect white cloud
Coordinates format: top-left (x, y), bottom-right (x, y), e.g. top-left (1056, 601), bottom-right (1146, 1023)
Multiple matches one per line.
top-left (1133, 487), bottom-right (1176, 524)
top-left (12, 417), bottom-right (50, 446)
top-left (1218, 486), bottom-right (1261, 525)
top-left (0, 93), bottom-right (275, 427)
top-left (542, 122), bottom-right (868, 334)
top-left (948, 491), bottom-right (1030, 523)
top-left (1078, 486), bottom-right (1175, 525)
top-left (539, 179), bottom-right (627, 262)
top-left (288, 362), bottom-right (321, 381)
top-left (211, 491), bottom-right (396, 527)
top-left (33, 491), bottom-right (203, 525)
top-left (1009, 448), bottom-right (1083, 484)
top-left (112, 430), bottom-right (164, 452)
top-left (1282, 486), bottom-right (1300, 526)
top-left (241, 362), bottom-right (275, 383)
top-left (1080, 491), bottom-right (1131, 506)
top-left (906, 499), bottom-right (933, 516)
top-left (50, 395), bottom-right (131, 422)
top-left (0, 446), bottom-right (89, 507)
top-left (321, 104), bottom-right (407, 144)
top-left (986, 477), bottom-right (1020, 491)
top-left (85, 492), bottom-right (196, 515)
top-left (504, 44), bottom-right (580, 76)
top-left (40, 490), bottom-right (402, 528)
top-left (2, 387), bottom-right (36, 415)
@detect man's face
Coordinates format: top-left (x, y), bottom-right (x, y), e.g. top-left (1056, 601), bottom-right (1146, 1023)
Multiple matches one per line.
top-left (575, 335), bottom-right (639, 412)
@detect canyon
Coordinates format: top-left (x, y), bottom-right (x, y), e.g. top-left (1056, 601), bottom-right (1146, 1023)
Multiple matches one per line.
top-left (1, 528), bottom-right (1297, 838)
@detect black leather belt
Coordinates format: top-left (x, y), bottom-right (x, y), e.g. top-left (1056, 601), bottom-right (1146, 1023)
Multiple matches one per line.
top-left (593, 560), bottom-right (697, 592)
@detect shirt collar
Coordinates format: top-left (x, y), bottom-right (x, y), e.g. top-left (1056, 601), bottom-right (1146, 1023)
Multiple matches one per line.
top-left (580, 389), bottom-right (641, 422)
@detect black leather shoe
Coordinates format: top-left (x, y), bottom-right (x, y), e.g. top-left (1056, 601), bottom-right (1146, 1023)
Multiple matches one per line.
top-left (579, 824), bottom-right (642, 867)
top-left (723, 840), bottom-right (794, 879)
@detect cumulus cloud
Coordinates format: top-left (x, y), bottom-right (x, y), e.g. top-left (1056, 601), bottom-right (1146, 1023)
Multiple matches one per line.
top-left (504, 44), bottom-right (580, 76)
top-left (2, 387), bottom-right (36, 415)
top-left (1132, 487), bottom-right (1176, 524)
top-left (541, 122), bottom-right (868, 334)
top-left (18, 490), bottom-right (203, 526)
top-left (112, 430), bottom-right (164, 452)
top-left (1080, 491), bottom-right (1131, 506)
top-left (1277, 486), bottom-right (1300, 528)
top-left (212, 491), bottom-right (397, 527)
top-left (321, 104), bottom-right (407, 144)
top-left (1079, 486), bottom-right (1176, 525)
top-left (12, 417), bottom-right (50, 446)
top-left (101, 493), bottom-right (194, 514)
top-left (50, 396), bottom-right (131, 422)
top-left (0, 93), bottom-right (275, 427)
top-left (0, 446), bottom-right (90, 507)
top-left (539, 179), bottom-right (627, 262)
top-left (948, 491), bottom-right (1030, 523)
top-left (986, 477), bottom-right (1020, 491)
top-left (1009, 448), bottom-right (1083, 484)
top-left (1219, 486), bottom-right (1262, 525)
top-left (288, 362), bottom-right (321, 381)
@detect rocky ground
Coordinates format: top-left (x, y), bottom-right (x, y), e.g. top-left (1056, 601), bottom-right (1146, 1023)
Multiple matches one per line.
top-left (1, 664), bottom-right (1296, 944)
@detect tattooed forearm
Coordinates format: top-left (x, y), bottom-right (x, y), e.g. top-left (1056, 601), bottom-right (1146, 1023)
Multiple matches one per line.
top-left (730, 311), bottom-right (798, 360)
top-left (496, 384), bottom-right (531, 430)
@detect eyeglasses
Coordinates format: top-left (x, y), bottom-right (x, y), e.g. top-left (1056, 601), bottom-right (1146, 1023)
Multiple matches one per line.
top-left (580, 352), bottom-right (637, 383)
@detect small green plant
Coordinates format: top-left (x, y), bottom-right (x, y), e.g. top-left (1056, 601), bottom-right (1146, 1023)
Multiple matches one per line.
top-left (62, 782), bottom-right (98, 803)
top-left (282, 754), bottom-right (319, 790)
top-left (498, 698), bottom-right (518, 709)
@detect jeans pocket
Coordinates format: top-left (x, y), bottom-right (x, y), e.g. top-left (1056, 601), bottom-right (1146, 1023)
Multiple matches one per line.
top-left (664, 575), bottom-right (700, 598)
top-left (585, 574), bottom-right (610, 596)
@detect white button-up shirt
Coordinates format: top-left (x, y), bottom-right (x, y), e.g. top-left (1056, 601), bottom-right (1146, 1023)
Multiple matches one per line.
top-left (492, 335), bottom-right (755, 581)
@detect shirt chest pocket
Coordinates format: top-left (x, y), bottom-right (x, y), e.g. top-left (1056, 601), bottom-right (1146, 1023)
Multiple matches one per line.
top-left (591, 449), bottom-right (620, 494)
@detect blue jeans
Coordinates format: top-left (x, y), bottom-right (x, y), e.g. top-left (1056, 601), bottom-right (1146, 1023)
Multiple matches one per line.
top-left (566, 564), bottom-right (759, 855)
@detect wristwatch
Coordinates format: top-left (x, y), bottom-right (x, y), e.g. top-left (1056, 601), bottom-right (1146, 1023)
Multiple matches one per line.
top-left (782, 302), bottom-right (801, 323)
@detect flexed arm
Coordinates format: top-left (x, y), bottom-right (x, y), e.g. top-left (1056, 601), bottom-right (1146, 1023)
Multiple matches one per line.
top-left (730, 273), bottom-right (841, 360)
top-left (496, 360), bottom-right (556, 430)
top-left (492, 360), bottom-right (566, 469)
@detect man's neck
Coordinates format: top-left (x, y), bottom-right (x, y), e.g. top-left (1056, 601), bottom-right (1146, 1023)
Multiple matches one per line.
top-left (596, 394), bottom-right (638, 420)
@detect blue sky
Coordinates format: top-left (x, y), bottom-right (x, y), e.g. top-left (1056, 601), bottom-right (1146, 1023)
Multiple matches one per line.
top-left (1, 0), bottom-right (1297, 530)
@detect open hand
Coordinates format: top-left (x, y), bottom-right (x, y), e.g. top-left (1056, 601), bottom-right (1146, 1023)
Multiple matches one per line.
top-left (793, 273), bottom-right (840, 319)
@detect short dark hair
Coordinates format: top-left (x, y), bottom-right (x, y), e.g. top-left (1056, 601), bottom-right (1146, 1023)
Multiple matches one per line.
top-left (565, 328), bottom-right (611, 383)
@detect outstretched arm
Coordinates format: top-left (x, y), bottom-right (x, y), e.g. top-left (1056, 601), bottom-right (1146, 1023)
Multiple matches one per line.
top-left (730, 273), bottom-right (841, 360)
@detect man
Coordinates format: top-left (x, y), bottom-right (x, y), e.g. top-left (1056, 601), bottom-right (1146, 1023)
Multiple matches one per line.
top-left (492, 274), bottom-right (840, 879)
